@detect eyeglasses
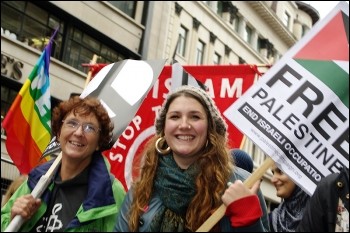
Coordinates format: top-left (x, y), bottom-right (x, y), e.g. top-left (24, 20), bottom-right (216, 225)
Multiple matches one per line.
top-left (62, 119), bottom-right (100, 134)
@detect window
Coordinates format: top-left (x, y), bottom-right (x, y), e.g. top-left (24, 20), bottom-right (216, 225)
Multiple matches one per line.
top-left (108, 1), bottom-right (136, 18)
top-left (177, 25), bottom-right (188, 57)
top-left (258, 37), bottom-right (269, 56)
top-left (196, 40), bottom-right (205, 65)
top-left (239, 57), bottom-right (246, 64)
top-left (1, 1), bottom-right (131, 73)
top-left (1, 178), bottom-right (12, 197)
top-left (213, 52), bottom-right (221, 65)
top-left (1, 1), bottom-right (63, 57)
top-left (283, 11), bottom-right (290, 28)
top-left (1, 85), bottom-right (18, 136)
top-left (301, 25), bottom-right (308, 38)
top-left (216, 1), bottom-right (223, 16)
top-left (243, 25), bottom-right (252, 44)
top-left (233, 16), bottom-right (240, 32)
top-left (63, 27), bottom-right (126, 73)
top-left (1, 85), bottom-right (17, 118)
top-left (257, 37), bottom-right (264, 51)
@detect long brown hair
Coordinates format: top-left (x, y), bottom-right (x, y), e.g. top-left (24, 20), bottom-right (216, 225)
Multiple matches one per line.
top-left (128, 86), bottom-right (233, 231)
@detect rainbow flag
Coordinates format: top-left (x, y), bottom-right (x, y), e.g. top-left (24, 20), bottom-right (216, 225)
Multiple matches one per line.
top-left (2, 29), bottom-right (58, 174)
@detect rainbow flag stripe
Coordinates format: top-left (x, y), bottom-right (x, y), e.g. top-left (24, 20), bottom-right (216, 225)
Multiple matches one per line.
top-left (3, 39), bottom-right (53, 174)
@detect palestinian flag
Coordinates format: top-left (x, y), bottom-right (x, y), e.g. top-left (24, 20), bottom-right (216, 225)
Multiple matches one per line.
top-left (294, 9), bottom-right (349, 107)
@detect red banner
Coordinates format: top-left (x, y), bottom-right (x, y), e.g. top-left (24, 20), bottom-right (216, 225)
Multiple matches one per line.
top-left (103, 64), bottom-right (262, 190)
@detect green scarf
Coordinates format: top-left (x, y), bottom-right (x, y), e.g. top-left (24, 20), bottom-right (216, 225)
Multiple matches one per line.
top-left (150, 154), bottom-right (197, 231)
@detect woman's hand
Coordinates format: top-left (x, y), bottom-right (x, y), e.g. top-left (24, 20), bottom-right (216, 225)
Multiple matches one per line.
top-left (222, 180), bottom-right (263, 227)
top-left (222, 180), bottom-right (261, 206)
top-left (10, 194), bottom-right (41, 220)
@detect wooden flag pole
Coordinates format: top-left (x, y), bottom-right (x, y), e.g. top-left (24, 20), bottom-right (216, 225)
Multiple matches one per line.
top-left (4, 54), bottom-right (99, 232)
top-left (195, 156), bottom-right (274, 232)
top-left (84, 54), bottom-right (99, 88)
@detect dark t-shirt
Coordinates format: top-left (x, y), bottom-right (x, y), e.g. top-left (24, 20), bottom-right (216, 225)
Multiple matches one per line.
top-left (32, 167), bottom-right (89, 232)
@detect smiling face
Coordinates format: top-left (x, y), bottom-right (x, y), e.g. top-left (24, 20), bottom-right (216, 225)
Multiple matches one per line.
top-left (270, 164), bottom-right (296, 199)
top-left (164, 95), bottom-right (208, 169)
top-left (59, 112), bottom-right (100, 163)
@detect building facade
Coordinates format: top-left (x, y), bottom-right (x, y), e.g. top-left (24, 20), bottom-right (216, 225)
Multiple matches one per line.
top-left (1, 1), bottom-right (319, 209)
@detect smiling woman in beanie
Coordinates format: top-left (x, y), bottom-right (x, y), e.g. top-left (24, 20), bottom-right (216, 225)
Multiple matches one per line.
top-left (114, 85), bottom-right (270, 232)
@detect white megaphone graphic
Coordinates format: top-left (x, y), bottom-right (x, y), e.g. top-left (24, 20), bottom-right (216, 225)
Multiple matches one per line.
top-left (81, 59), bottom-right (166, 144)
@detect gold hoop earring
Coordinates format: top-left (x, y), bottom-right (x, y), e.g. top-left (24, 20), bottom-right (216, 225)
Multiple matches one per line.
top-left (155, 137), bottom-right (171, 155)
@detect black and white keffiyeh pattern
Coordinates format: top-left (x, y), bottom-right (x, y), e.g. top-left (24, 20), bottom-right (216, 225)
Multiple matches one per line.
top-left (272, 186), bottom-right (310, 232)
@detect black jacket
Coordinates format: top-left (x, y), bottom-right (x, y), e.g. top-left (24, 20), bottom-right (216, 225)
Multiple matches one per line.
top-left (296, 166), bottom-right (349, 232)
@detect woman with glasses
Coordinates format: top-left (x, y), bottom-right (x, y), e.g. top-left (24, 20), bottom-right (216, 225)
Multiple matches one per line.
top-left (1, 96), bottom-right (126, 232)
